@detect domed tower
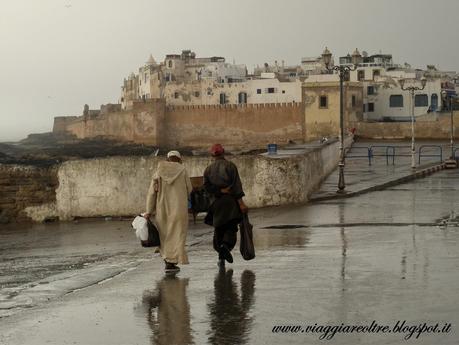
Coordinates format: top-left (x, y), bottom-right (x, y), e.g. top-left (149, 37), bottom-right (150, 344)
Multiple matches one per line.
top-left (146, 54), bottom-right (157, 67)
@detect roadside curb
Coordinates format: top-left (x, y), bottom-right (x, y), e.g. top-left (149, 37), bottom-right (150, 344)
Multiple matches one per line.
top-left (309, 162), bottom-right (447, 202)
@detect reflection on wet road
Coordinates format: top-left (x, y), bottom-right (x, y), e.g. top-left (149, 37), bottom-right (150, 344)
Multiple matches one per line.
top-left (136, 269), bottom-right (256, 345)
top-left (207, 269), bottom-right (255, 345)
top-left (138, 275), bottom-right (193, 345)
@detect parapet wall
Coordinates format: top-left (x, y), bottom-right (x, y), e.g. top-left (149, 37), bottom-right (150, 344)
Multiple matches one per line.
top-left (8, 139), bottom-right (343, 222)
top-left (351, 112), bottom-right (459, 140)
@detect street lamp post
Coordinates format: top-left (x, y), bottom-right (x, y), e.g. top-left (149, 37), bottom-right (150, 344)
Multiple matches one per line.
top-left (399, 78), bottom-right (427, 169)
top-left (441, 90), bottom-right (456, 159)
top-left (451, 97), bottom-right (454, 159)
top-left (322, 47), bottom-right (357, 193)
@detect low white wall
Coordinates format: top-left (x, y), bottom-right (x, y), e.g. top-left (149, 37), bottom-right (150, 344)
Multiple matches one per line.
top-left (54, 139), bottom-right (349, 220)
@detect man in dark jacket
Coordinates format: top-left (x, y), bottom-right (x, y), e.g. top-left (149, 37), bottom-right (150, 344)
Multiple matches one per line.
top-left (204, 144), bottom-right (248, 266)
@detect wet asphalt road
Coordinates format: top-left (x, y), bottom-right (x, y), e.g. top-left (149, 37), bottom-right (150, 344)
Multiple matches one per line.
top-left (1, 169), bottom-right (459, 345)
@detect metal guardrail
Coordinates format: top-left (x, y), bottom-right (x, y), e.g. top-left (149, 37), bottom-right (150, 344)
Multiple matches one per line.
top-left (345, 145), bottom-right (412, 166)
top-left (346, 144), bottom-right (449, 165)
top-left (344, 146), bottom-right (372, 165)
top-left (369, 145), bottom-right (399, 165)
top-left (418, 145), bottom-right (443, 164)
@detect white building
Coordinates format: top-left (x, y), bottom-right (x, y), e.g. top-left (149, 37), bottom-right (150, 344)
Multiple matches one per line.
top-left (121, 48), bottom-right (456, 114)
top-left (339, 49), bottom-right (450, 121)
top-left (121, 50), bottom-right (302, 108)
top-left (199, 62), bottom-right (246, 82)
top-left (301, 56), bottom-right (324, 74)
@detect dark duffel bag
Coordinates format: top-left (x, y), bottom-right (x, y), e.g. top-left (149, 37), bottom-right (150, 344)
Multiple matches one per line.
top-left (190, 187), bottom-right (211, 213)
top-left (239, 213), bottom-right (255, 260)
top-left (141, 219), bottom-right (161, 247)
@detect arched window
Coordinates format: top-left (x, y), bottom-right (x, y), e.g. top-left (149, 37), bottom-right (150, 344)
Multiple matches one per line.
top-left (168, 60), bottom-right (173, 68)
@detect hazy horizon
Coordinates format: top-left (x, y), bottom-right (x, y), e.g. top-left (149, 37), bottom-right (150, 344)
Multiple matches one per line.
top-left (1, 0), bottom-right (458, 142)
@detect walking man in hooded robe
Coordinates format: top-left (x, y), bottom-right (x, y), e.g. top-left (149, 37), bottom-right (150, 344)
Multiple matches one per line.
top-left (204, 144), bottom-right (248, 267)
top-left (145, 151), bottom-right (192, 273)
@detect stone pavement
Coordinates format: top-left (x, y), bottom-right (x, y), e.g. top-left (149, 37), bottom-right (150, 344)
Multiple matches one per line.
top-left (310, 140), bottom-right (453, 201)
top-left (1, 169), bottom-right (459, 344)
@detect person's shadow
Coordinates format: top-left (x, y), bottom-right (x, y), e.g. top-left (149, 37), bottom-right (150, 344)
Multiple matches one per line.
top-left (207, 269), bottom-right (256, 345)
top-left (137, 274), bottom-right (193, 345)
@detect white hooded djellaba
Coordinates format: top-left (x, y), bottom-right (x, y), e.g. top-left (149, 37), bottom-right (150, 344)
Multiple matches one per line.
top-left (146, 161), bottom-right (192, 264)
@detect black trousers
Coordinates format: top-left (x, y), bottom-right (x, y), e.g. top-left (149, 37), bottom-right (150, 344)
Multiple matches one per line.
top-left (213, 220), bottom-right (238, 255)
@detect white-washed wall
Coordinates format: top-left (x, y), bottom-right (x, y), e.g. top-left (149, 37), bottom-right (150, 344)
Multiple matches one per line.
top-left (53, 140), bottom-right (346, 220)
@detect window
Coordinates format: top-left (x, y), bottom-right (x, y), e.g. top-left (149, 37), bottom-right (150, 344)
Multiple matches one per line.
top-left (415, 94), bottom-right (428, 107)
top-left (267, 87), bottom-right (275, 93)
top-left (390, 95), bottom-right (403, 108)
top-left (282, 90), bottom-right (285, 94)
top-left (194, 91), bottom-right (200, 97)
top-left (368, 102), bottom-right (374, 112)
top-left (174, 92), bottom-right (179, 99)
top-left (238, 92), bottom-right (247, 104)
top-left (144, 73), bottom-right (147, 83)
top-left (431, 94), bottom-right (438, 111)
top-left (352, 95), bottom-right (356, 107)
top-left (168, 60), bottom-right (173, 68)
top-left (219, 93), bottom-right (226, 105)
top-left (319, 95), bottom-right (328, 108)
top-left (256, 89), bottom-right (261, 94)
top-left (367, 86), bottom-right (375, 95)
top-left (344, 71), bottom-right (350, 82)
top-left (358, 70), bottom-right (365, 81)
top-left (373, 70), bottom-right (381, 79)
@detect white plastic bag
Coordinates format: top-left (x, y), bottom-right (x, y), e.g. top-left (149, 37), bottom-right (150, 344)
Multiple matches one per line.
top-left (132, 215), bottom-right (149, 241)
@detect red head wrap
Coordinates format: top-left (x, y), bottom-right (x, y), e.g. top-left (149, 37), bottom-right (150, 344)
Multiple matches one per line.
top-left (210, 143), bottom-right (225, 156)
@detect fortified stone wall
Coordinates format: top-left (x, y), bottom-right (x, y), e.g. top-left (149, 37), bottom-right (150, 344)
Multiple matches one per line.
top-left (0, 165), bottom-right (58, 223)
top-left (55, 101), bottom-right (304, 149)
top-left (164, 103), bottom-right (304, 148)
top-left (61, 100), bottom-right (165, 145)
top-left (351, 112), bottom-right (459, 139)
top-left (53, 116), bottom-right (80, 134)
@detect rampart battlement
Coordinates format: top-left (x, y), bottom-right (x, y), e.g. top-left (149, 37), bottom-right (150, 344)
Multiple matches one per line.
top-left (166, 102), bottom-right (301, 111)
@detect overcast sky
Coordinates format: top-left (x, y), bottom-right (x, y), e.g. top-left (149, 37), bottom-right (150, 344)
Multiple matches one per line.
top-left (1, 0), bottom-right (458, 142)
